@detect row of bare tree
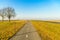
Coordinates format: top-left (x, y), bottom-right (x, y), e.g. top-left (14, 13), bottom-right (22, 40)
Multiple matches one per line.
top-left (0, 7), bottom-right (16, 22)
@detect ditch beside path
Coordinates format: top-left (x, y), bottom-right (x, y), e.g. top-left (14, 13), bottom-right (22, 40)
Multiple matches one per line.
top-left (10, 22), bottom-right (41, 40)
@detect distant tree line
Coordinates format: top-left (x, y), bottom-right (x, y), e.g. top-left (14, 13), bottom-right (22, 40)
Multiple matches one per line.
top-left (0, 7), bottom-right (16, 22)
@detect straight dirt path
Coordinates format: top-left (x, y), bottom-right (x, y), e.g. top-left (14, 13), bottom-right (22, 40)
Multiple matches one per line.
top-left (10, 22), bottom-right (41, 40)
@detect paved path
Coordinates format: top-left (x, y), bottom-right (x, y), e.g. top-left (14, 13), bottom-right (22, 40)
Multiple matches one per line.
top-left (10, 22), bottom-right (41, 40)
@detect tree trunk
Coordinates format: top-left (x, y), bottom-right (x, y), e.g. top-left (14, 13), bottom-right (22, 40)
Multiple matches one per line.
top-left (2, 17), bottom-right (4, 22)
top-left (9, 18), bottom-right (10, 22)
top-left (2, 18), bottom-right (3, 21)
top-left (8, 16), bottom-right (10, 22)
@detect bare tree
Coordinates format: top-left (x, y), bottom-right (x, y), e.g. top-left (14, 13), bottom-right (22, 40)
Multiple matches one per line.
top-left (0, 9), bottom-right (5, 21)
top-left (5, 7), bottom-right (16, 22)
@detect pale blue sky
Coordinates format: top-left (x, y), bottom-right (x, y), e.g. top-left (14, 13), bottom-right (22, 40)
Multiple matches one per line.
top-left (0, 0), bottom-right (60, 20)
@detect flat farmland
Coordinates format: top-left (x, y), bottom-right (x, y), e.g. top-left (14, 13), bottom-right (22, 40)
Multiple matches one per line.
top-left (0, 20), bottom-right (26, 40)
top-left (31, 20), bottom-right (60, 40)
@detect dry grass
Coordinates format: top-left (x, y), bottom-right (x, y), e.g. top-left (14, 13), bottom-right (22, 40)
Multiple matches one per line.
top-left (0, 20), bottom-right (26, 40)
top-left (31, 20), bottom-right (60, 40)
top-left (47, 20), bottom-right (60, 22)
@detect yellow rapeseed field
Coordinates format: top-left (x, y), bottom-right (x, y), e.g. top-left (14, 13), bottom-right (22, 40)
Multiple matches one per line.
top-left (0, 20), bottom-right (26, 40)
top-left (31, 20), bottom-right (60, 40)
